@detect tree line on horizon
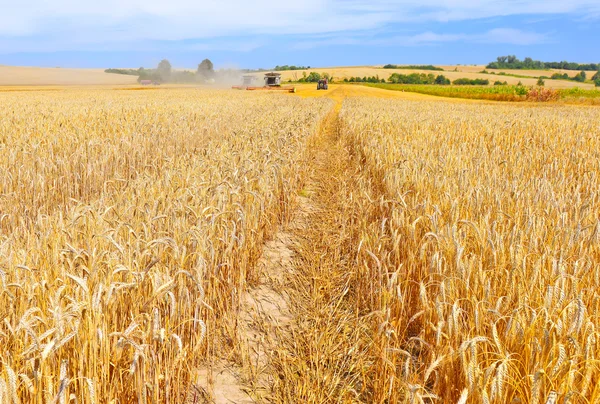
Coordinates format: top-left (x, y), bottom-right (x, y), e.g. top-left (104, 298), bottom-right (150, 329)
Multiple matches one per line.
top-left (106, 59), bottom-right (600, 87)
top-left (274, 65), bottom-right (311, 71)
top-left (105, 59), bottom-right (216, 83)
top-left (382, 64), bottom-right (444, 71)
top-left (487, 56), bottom-right (599, 71)
top-left (341, 73), bottom-right (489, 86)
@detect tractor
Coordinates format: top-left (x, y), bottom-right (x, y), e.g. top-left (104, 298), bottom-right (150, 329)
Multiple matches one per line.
top-left (317, 78), bottom-right (328, 90)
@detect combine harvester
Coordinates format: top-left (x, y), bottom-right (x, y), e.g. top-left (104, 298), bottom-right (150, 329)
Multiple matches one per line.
top-left (232, 72), bottom-right (296, 93)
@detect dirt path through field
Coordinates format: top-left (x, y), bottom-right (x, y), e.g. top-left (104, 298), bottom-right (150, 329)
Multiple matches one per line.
top-left (193, 230), bottom-right (296, 403)
top-left (191, 100), bottom-right (339, 404)
top-left (263, 94), bottom-right (381, 402)
top-left (194, 84), bottom-right (387, 403)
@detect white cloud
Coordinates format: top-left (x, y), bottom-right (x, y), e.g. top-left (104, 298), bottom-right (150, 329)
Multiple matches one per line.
top-left (478, 28), bottom-right (548, 45)
top-left (0, 0), bottom-right (593, 51)
top-left (293, 28), bottom-right (548, 49)
top-left (403, 32), bottom-right (468, 44)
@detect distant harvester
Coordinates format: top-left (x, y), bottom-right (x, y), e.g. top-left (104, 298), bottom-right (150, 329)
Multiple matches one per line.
top-left (140, 80), bottom-right (160, 86)
top-left (232, 72), bottom-right (295, 93)
top-left (264, 72), bottom-right (281, 87)
top-left (242, 75), bottom-right (255, 87)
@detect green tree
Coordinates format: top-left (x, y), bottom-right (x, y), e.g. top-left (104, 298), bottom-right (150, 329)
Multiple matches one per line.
top-left (434, 75), bottom-right (450, 85)
top-left (304, 72), bottom-right (321, 82)
top-left (157, 59), bottom-right (172, 81)
top-left (537, 77), bottom-right (545, 86)
top-left (573, 71), bottom-right (586, 82)
top-left (138, 69), bottom-right (161, 83)
top-left (197, 59), bottom-right (215, 80)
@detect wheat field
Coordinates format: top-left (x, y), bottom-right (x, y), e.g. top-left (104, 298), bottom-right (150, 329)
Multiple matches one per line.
top-left (337, 98), bottom-right (600, 402)
top-left (1, 84), bottom-right (600, 403)
top-left (0, 88), bottom-right (330, 402)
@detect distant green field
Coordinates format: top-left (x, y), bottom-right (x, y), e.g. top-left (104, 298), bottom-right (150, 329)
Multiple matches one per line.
top-left (363, 83), bottom-right (600, 102)
top-left (558, 87), bottom-right (600, 99)
top-left (363, 83), bottom-right (526, 101)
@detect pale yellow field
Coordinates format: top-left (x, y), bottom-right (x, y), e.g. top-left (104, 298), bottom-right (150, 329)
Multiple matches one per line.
top-left (0, 65), bottom-right (138, 85)
top-left (249, 66), bottom-right (595, 89)
top-left (441, 64), bottom-right (598, 77)
top-left (442, 64), bottom-right (598, 85)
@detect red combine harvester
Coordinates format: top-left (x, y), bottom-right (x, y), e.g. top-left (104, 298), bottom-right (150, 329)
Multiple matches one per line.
top-left (232, 72), bottom-right (296, 93)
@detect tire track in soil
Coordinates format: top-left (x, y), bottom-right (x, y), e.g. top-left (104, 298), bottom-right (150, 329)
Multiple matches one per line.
top-left (191, 101), bottom-right (340, 404)
top-left (192, 227), bottom-right (296, 403)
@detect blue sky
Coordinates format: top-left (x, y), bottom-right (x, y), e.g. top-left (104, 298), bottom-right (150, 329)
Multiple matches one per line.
top-left (0, 0), bottom-right (598, 69)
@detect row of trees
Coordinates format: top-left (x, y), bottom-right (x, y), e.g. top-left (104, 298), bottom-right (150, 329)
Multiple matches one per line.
top-left (549, 71), bottom-right (588, 82)
top-left (344, 76), bottom-right (386, 83)
top-left (537, 70), bottom-right (600, 86)
top-left (104, 68), bottom-right (140, 76)
top-left (342, 73), bottom-right (489, 86)
top-left (274, 65), bottom-right (310, 71)
top-left (338, 72), bottom-right (491, 86)
top-left (383, 64), bottom-right (444, 71)
top-left (388, 73), bottom-right (451, 85)
top-left (487, 56), bottom-right (599, 71)
top-left (297, 72), bottom-right (335, 83)
top-left (106, 59), bottom-right (215, 83)
top-left (139, 59), bottom-right (215, 83)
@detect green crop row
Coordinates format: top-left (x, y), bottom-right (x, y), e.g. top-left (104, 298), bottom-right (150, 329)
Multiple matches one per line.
top-left (364, 83), bottom-right (600, 102)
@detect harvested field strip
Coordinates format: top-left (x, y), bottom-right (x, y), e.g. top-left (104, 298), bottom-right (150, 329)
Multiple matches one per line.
top-left (198, 100), bottom-right (390, 402)
top-left (269, 109), bottom-right (377, 402)
top-left (231, 99), bottom-right (402, 402)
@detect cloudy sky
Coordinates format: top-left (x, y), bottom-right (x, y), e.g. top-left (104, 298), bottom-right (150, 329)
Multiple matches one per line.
top-left (0, 0), bottom-right (598, 68)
